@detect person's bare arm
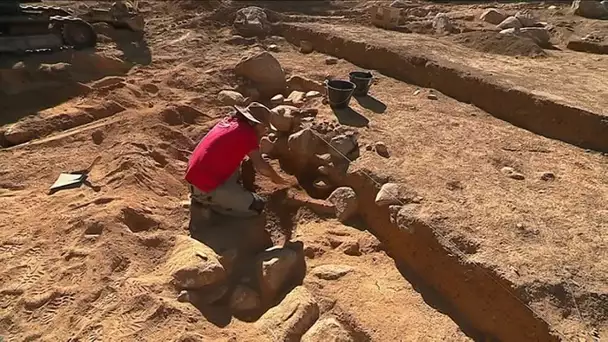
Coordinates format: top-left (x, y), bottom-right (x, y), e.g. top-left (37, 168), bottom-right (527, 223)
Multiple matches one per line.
top-left (247, 150), bottom-right (288, 184)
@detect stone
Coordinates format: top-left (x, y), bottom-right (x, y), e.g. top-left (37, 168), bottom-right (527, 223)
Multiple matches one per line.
top-left (329, 134), bottom-right (358, 159)
top-left (287, 90), bottom-right (306, 106)
top-left (255, 286), bottom-right (319, 342)
top-left (286, 75), bottom-right (325, 94)
top-left (164, 236), bottom-right (226, 290)
top-left (311, 264), bottom-right (354, 280)
top-left (271, 94), bottom-right (285, 105)
top-left (217, 90), bottom-right (246, 106)
top-left (177, 290), bottom-right (189, 303)
top-left (306, 91), bottom-right (322, 99)
top-left (427, 93), bottom-right (438, 100)
top-left (327, 187), bottom-right (358, 223)
top-left (548, 5), bottom-right (557, 10)
top-left (432, 13), bottom-right (453, 34)
top-left (270, 105), bottom-right (299, 132)
top-left (233, 6), bottom-right (271, 37)
top-left (235, 51), bottom-right (286, 98)
top-left (325, 57), bottom-right (338, 65)
top-left (480, 8), bottom-right (508, 25)
top-left (91, 130), bottom-right (104, 145)
top-left (374, 141), bottom-right (389, 158)
top-left (514, 9), bottom-right (538, 27)
top-left (375, 183), bottom-right (418, 206)
top-left (340, 241), bottom-right (361, 256)
top-left (540, 171), bottom-right (556, 181)
top-left (501, 167), bottom-right (525, 180)
top-left (268, 44), bottom-right (279, 52)
top-left (497, 16), bottom-right (522, 30)
top-left (229, 284), bottom-right (261, 312)
top-left (256, 246), bottom-right (299, 299)
top-left (520, 27), bottom-right (551, 47)
top-left (260, 137), bottom-right (275, 155)
top-left (313, 178), bottom-right (332, 192)
top-left (389, 204), bottom-right (428, 234)
top-left (300, 40), bottom-right (314, 54)
top-left (390, 0), bottom-right (409, 8)
top-left (288, 128), bottom-right (318, 159)
top-left (92, 76), bottom-right (125, 89)
top-left (301, 317), bottom-right (354, 342)
top-left (572, 0), bottom-right (608, 19)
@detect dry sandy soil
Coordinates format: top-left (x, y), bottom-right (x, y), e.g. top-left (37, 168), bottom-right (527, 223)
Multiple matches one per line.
top-left (0, 1), bottom-right (607, 341)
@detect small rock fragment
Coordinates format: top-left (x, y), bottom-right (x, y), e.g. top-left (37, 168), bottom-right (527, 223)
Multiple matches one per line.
top-left (287, 90), bottom-right (306, 106)
top-left (413, 89), bottom-right (422, 96)
top-left (271, 94), bottom-right (285, 105)
top-left (427, 93), bottom-right (438, 100)
top-left (91, 130), bottom-right (104, 145)
top-left (501, 167), bottom-right (525, 180)
top-left (340, 241), bottom-right (361, 256)
top-left (268, 44), bottom-right (279, 52)
top-left (311, 264), bottom-right (354, 280)
top-left (325, 57), bottom-right (338, 65)
top-left (374, 141), bottom-right (389, 158)
top-left (217, 90), bottom-right (246, 106)
top-left (305, 91), bottom-right (321, 99)
top-left (329, 134), bottom-right (358, 159)
top-left (300, 40), bottom-right (314, 54)
top-left (177, 290), bottom-right (189, 303)
top-left (327, 187), bottom-right (358, 222)
top-left (230, 284), bottom-right (261, 312)
top-left (540, 171), bottom-right (556, 181)
top-left (301, 317), bottom-right (355, 342)
top-left (480, 8), bottom-right (508, 25)
top-left (313, 178), bottom-right (332, 192)
top-left (375, 183), bottom-right (417, 206)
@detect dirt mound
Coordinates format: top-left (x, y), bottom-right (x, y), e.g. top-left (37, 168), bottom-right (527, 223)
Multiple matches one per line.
top-left (451, 31), bottom-right (547, 57)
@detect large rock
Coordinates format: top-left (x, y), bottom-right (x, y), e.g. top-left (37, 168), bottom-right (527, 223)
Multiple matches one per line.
top-left (432, 13), bottom-right (454, 34)
top-left (572, 0), bottom-right (608, 19)
top-left (375, 183), bottom-right (418, 206)
top-left (501, 27), bottom-right (551, 47)
top-left (164, 236), bottom-right (227, 290)
top-left (328, 134), bottom-right (358, 159)
top-left (235, 51), bottom-right (286, 97)
top-left (233, 6), bottom-right (271, 37)
top-left (311, 264), bottom-right (354, 281)
top-left (301, 317), bottom-right (355, 342)
top-left (288, 128), bottom-right (319, 159)
top-left (229, 284), bottom-right (262, 313)
top-left (270, 105), bottom-right (299, 132)
top-left (327, 187), bottom-right (358, 223)
top-left (256, 246), bottom-right (299, 299)
top-left (480, 8), bottom-right (508, 25)
top-left (497, 16), bottom-right (522, 30)
top-left (514, 9), bottom-right (539, 27)
top-left (255, 286), bottom-right (319, 342)
top-left (217, 90), bottom-right (246, 106)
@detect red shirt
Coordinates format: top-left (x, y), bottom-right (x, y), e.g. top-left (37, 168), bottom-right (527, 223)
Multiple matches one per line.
top-left (185, 117), bottom-right (258, 192)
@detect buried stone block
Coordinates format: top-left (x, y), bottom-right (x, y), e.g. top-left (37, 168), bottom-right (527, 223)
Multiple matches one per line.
top-left (327, 187), bottom-right (358, 223)
top-left (255, 286), bottom-right (319, 342)
top-left (255, 245), bottom-right (302, 300)
top-left (164, 236), bottom-right (227, 290)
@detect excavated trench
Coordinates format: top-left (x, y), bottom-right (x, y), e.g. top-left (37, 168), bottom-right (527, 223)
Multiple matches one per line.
top-left (276, 23), bottom-right (608, 153)
top-left (249, 22), bottom-right (578, 341)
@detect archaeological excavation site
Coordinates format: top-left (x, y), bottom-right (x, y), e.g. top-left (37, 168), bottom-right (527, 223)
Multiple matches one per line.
top-left (0, 0), bottom-right (607, 341)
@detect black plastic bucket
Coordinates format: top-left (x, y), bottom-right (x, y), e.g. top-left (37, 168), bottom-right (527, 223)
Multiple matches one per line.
top-left (349, 71), bottom-right (373, 97)
top-left (325, 80), bottom-right (356, 109)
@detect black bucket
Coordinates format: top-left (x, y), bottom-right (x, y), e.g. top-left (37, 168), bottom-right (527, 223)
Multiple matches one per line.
top-left (349, 71), bottom-right (373, 97)
top-left (325, 80), bottom-right (356, 109)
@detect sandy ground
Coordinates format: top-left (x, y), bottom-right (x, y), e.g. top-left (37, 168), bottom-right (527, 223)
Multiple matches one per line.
top-left (0, 0), bottom-right (607, 341)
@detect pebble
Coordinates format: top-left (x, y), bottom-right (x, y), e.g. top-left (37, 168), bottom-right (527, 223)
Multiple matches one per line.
top-left (540, 171), bottom-right (556, 181)
top-left (374, 141), bottom-right (389, 158)
top-left (501, 167), bottom-right (525, 180)
top-left (305, 91), bottom-right (322, 99)
top-left (427, 93), bottom-right (438, 100)
top-left (413, 89), bottom-right (422, 96)
top-left (271, 94), bottom-right (285, 105)
top-left (325, 57), bottom-right (338, 65)
top-left (268, 44), bottom-right (279, 52)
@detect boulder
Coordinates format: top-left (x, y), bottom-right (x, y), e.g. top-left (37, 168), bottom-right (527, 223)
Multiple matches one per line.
top-left (497, 16), bottom-right (522, 30)
top-left (217, 90), bottom-right (246, 106)
top-left (255, 286), bottom-right (319, 342)
top-left (256, 246), bottom-right (299, 299)
top-left (311, 264), bottom-right (354, 280)
top-left (233, 6), bottom-right (271, 37)
top-left (229, 284), bottom-right (262, 312)
top-left (288, 128), bottom-right (319, 160)
top-left (235, 51), bottom-right (286, 97)
top-left (480, 8), bottom-right (508, 25)
top-left (329, 134), bottom-right (358, 159)
top-left (375, 183), bottom-right (418, 206)
top-left (270, 105), bottom-right (299, 132)
top-left (432, 13), bottom-right (454, 34)
top-left (301, 317), bottom-right (355, 342)
top-left (514, 9), bottom-right (539, 27)
top-left (572, 0), bottom-right (608, 19)
top-left (327, 187), bottom-right (358, 223)
top-left (164, 236), bottom-right (227, 290)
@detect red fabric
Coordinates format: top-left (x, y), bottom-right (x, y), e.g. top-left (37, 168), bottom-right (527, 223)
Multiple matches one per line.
top-left (185, 117), bottom-right (258, 192)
